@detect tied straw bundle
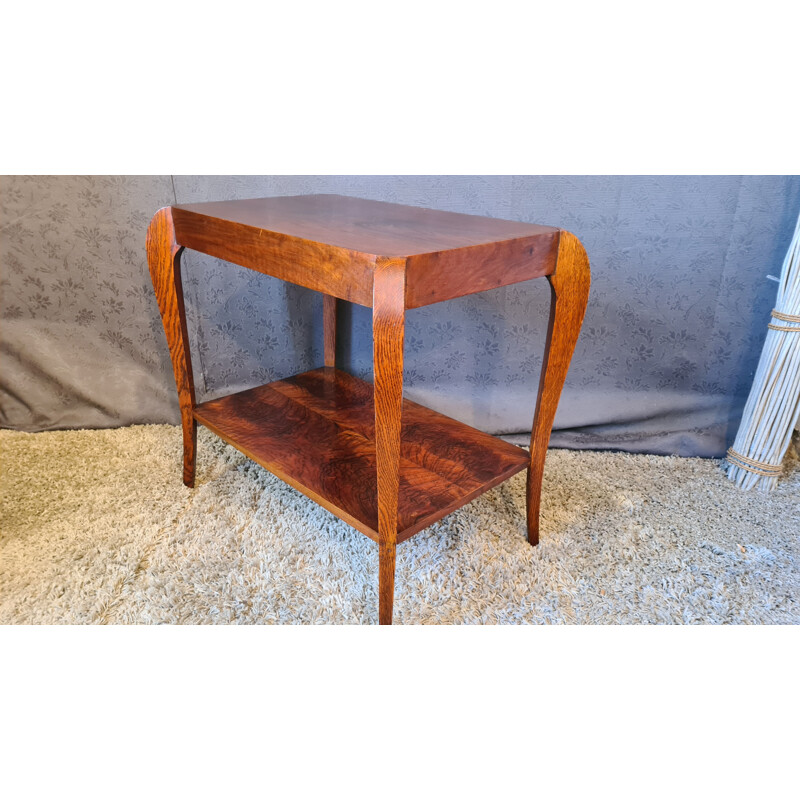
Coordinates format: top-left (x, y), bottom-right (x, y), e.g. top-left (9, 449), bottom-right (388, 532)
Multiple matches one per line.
top-left (726, 212), bottom-right (800, 491)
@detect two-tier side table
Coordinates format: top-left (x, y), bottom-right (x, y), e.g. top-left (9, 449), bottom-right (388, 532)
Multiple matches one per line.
top-left (146, 194), bottom-right (590, 624)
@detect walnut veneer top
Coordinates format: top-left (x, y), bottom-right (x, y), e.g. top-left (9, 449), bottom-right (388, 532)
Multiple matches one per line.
top-left (170, 193), bottom-right (561, 308)
top-left (174, 193), bottom-right (557, 257)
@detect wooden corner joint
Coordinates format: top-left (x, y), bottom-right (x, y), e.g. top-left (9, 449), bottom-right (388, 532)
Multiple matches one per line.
top-left (146, 207), bottom-right (180, 258)
top-left (373, 256), bottom-right (408, 308)
top-left (551, 230), bottom-right (591, 297)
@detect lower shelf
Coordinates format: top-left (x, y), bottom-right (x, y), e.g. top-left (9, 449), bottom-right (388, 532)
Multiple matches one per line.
top-left (193, 367), bottom-right (530, 543)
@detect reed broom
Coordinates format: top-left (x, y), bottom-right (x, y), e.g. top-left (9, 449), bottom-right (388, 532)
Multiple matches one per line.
top-left (726, 213), bottom-right (800, 491)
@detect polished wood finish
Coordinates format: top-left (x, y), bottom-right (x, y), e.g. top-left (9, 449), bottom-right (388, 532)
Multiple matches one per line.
top-left (405, 230), bottom-right (559, 308)
top-left (146, 208), bottom-right (196, 487)
top-left (323, 294), bottom-right (337, 368)
top-left (192, 368), bottom-right (530, 542)
top-left (170, 194), bottom-right (560, 308)
top-left (527, 231), bottom-right (591, 544)
top-left (147, 194), bottom-right (590, 624)
top-left (171, 202), bottom-right (375, 306)
top-left (372, 259), bottom-right (406, 624)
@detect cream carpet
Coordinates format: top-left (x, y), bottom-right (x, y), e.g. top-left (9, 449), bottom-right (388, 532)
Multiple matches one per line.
top-left (1, 424), bottom-right (798, 624)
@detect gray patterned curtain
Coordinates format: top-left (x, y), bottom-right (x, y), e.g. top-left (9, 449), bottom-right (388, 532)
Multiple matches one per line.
top-left (2, 175), bottom-right (799, 457)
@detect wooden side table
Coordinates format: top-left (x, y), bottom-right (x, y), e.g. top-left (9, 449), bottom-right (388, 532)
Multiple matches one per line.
top-left (146, 194), bottom-right (590, 624)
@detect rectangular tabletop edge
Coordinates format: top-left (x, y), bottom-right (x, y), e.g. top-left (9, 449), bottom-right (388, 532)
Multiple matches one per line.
top-left (173, 207), bottom-right (560, 259)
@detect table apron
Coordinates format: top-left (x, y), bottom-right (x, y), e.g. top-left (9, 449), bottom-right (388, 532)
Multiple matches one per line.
top-left (405, 231), bottom-right (560, 308)
top-left (172, 209), bottom-right (376, 306)
top-left (171, 209), bottom-right (560, 310)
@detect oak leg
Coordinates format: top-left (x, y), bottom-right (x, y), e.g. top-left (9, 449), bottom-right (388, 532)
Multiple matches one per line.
top-left (373, 258), bottom-right (406, 625)
top-left (527, 231), bottom-right (590, 545)
top-left (146, 207), bottom-right (197, 487)
top-left (323, 294), bottom-right (337, 368)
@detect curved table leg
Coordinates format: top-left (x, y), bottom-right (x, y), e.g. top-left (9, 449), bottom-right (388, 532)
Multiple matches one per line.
top-left (146, 207), bottom-right (197, 487)
top-left (373, 258), bottom-right (406, 624)
top-left (527, 231), bottom-right (590, 545)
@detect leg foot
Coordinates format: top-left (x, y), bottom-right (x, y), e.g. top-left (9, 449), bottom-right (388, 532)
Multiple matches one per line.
top-left (379, 542), bottom-right (396, 625)
top-left (182, 417), bottom-right (197, 487)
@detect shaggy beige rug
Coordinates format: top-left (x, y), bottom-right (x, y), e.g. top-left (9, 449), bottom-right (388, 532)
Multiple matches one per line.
top-left (1, 425), bottom-right (798, 624)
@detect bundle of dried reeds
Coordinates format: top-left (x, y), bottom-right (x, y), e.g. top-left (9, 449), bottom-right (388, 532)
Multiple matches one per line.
top-left (727, 214), bottom-right (800, 491)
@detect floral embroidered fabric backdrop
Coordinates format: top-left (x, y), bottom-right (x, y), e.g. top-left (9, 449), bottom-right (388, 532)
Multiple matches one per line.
top-left (2, 175), bottom-right (799, 456)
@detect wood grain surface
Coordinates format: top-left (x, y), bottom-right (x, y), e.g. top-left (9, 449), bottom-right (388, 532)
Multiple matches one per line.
top-left (527, 231), bottom-right (591, 545)
top-left (148, 195), bottom-right (591, 624)
top-left (192, 368), bottom-right (530, 544)
top-left (404, 231), bottom-right (559, 308)
top-left (170, 195), bottom-right (560, 309)
top-left (372, 258), bottom-right (406, 624)
top-left (146, 207), bottom-right (197, 486)
top-left (171, 207), bottom-right (376, 306)
top-left (323, 294), bottom-right (337, 368)
top-left (173, 194), bottom-right (558, 257)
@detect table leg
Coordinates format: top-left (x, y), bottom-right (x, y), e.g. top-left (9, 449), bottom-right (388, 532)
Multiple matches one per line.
top-left (146, 207), bottom-right (197, 487)
top-left (373, 258), bottom-right (406, 624)
top-left (527, 231), bottom-right (590, 545)
top-left (323, 294), bottom-right (337, 368)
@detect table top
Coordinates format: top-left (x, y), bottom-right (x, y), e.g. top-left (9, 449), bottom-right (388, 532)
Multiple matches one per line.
top-left (170, 194), bottom-right (561, 308)
top-left (173, 194), bottom-right (557, 258)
